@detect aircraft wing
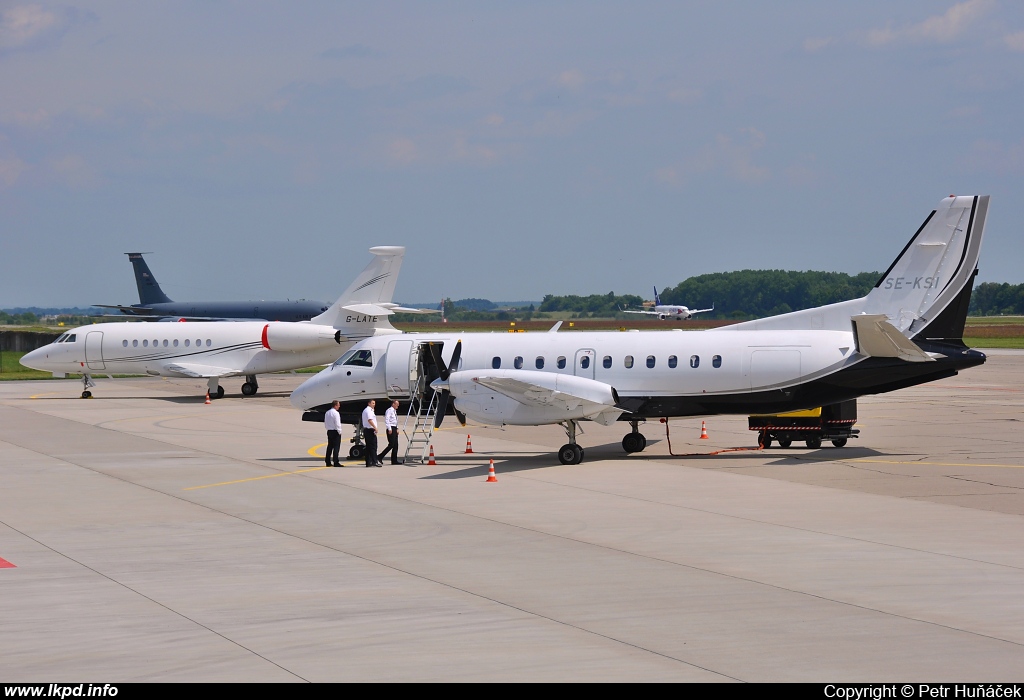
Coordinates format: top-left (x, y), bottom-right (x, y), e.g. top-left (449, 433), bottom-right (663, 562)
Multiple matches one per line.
top-left (689, 307), bottom-right (714, 316)
top-left (852, 314), bottom-right (935, 363)
top-left (621, 309), bottom-right (659, 316)
top-left (471, 375), bottom-right (624, 425)
top-left (164, 363), bottom-right (239, 378)
top-left (93, 304), bottom-right (154, 313)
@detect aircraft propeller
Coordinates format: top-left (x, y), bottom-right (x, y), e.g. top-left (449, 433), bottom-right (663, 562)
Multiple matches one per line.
top-left (428, 340), bottom-right (466, 428)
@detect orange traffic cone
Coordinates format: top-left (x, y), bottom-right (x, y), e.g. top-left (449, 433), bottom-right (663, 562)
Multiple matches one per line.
top-left (486, 459), bottom-right (497, 482)
top-left (699, 420), bottom-right (709, 439)
top-left (204, 391), bottom-right (211, 405)
top-left (465, 435), bottom-right (474, 454)
top-left (427, 445), bottom-right (437, 466)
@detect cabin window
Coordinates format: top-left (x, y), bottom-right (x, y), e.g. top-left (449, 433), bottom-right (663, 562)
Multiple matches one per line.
top-left (122, 340), bottom-right (128, 347)
top-left (343, 349), bottom-right (373, 367)
top-left (624, 355), bottom-right (634, 368)
top-left (196, 339), bottom-right (201, 346)
top-left (492, 357), bottom-right (501, 369)
top-left (535, 356), bottom-right (544, 369)
top-left (603, 356), bottom-right (612, 369)
top-left (173, 339), bottom-right (179, 347)
top-left (690, 355), bottom-right (699, 368)
top-left (206, 339), bottom-right (211, 347)
top-left (184, 339), bottom-right (190, 347)
top-left (514, 356), bottom-right (524, 369)
top-left (162, 339), bottom-right (168, 347)
top-left (580, 356), bottom-right (590, 369)
top-left (143, 340), bottom-right (149, 347)
top-left (646, 355), bottom-right (656, 368)
top-left (152, 339), bottom-right (157, 347)
top-left (133, 340), bottom-right (138, 347)
top-left (557, 356), bottom-right (566, 369)
top-left (712, 355), bottom-right (722, 368)
top-left (668, 355), bottom-right (677, 368)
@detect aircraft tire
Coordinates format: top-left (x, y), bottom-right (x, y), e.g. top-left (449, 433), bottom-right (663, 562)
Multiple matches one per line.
top-left (805, 436), bottom-right (822, 449)
top-left (622, 433), bottom-right (645, 453)
top-left (241, 382), bottom-right (257, 396)
top-left (558, 444), bottom-right (583, 465)
top-left (831, 438), bottom-right (848, 448)
top-left (215, 386), bottom-right (225, 399)
top-left (81, 391), bottom-right (92, 399)
top-left (349, 445), bottom-right (365, 459)
top-left (777, 437), bottom-right (793, 448)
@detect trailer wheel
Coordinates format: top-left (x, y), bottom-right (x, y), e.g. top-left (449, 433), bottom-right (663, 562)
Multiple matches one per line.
top-left (758, 431), bottom-right (773, 448)
top-left (831, 438), bottom-right (848, 448)
top-left (777, 437), bottom-right (792, 448)
top-left (805, 436), bottom-right (822, 449)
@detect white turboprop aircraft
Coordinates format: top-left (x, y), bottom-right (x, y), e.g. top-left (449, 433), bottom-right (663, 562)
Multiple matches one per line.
top-left (21, 246), bottom-right (431, 399)
top-left (290, 196), bottom-right (989, 465)
top-left (622, 287), bottom-right (713, 320)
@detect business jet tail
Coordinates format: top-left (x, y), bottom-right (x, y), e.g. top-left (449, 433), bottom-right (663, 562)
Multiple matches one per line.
top-left (311, 246), bottom-right (406, 334)
top-left (716, 195), bottom-right (989, 345)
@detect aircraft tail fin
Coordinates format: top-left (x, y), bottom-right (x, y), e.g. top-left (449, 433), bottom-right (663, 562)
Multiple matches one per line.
top-left (127, 253), bottom-right (172, 305)
top-left (713, 195), bottom-right (989, 339)
top-left (653, 286), bottom-right (662, 306)
top-left (312, 246), bottom-right (406, 332)
top-left (863, 195), bottom-right (988, 342)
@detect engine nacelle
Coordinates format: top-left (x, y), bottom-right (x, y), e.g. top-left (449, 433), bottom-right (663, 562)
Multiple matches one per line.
top-left (261, 322), bottom-right (339, 352)
top-left (446, 369), bottom-right (620, 426)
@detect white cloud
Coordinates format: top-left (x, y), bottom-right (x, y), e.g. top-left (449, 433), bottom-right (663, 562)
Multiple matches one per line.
top-left (1005, 31), bottom-right (1024, 52)
top-left (484, 113), bottom-right (504, 126)
top-left (555, 69), bottom-right (585, 90)
top-left (803, 37), bottom-right (833, 52)
top-left (0, 4), bottom-right (57, 50)
top-left (0, 157), bottom-right (26, 186)
top-left (964, 139), bottom-right (1024, 175)
top-left (51, 154), bottom-right (100, 189)
top-left (866, 0), bottom-right (992, 46)
top-left (387, 138), bottom-right (419, 165)
top-left (656, 128), bottom-right (770, 187)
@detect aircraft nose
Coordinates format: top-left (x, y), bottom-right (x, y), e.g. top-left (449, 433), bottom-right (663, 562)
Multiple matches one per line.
top-left (19, 347), bottom-right (47, 370)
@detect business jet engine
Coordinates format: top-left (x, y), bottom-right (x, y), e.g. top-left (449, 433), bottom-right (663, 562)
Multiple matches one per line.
top-left (261, 322), bottom-right (341, 352)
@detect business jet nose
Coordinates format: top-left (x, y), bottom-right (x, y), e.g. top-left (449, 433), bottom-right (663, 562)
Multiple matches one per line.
top-left (19, 347), bottom-right (47, 371)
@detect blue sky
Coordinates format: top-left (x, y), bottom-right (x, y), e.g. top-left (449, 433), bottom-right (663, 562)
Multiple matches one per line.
top-left (1, 1), bottom-right (1023, 307)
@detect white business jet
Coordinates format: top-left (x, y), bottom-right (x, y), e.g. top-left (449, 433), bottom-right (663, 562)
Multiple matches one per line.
top-left (291, 196), bottom-right (989, 465)
top-left (21, 246), bottom-right (432, 399)
top-left (622, 287), bottom-right (713, 320)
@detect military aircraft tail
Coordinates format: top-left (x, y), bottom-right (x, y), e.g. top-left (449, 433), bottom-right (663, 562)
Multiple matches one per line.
top-left (127, 253), bottom-right (172, 305)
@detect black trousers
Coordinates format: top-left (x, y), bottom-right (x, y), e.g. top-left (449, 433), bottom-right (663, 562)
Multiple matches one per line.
top-left (363, 428), bottom-right (378, 466)
top-left (326, 430), bottom-right (341, 466)
top-left (378, 427), bottom-right (399, 463)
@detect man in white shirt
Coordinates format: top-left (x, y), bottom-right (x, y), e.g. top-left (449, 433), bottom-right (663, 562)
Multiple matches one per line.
top-left (324, 400), bottom-right (343, 467)
top-left (361, 399), bottom-right (381, 467)
top-left (377, 399), bottom-right (402, 465)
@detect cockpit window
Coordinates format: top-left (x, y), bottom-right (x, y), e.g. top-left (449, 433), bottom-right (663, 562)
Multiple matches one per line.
top-left (65, 334), bottom-right (76, 343)
top-left (343, 349), bottom-right (373, 367)
top-left (55, 334), bottom-right (67, 343)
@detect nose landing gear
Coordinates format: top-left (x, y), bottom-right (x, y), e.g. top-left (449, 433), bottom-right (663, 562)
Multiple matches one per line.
top-left (80, 374), bottom-right (96, 399)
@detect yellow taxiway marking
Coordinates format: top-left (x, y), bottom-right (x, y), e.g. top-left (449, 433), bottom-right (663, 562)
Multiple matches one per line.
top-left (308, 442), bottom-right (327, 457)
top-left (851, 458), bottom-right (1024, 470)
top-left (185, 466), bottom-right (331, 491)
top-left (29, 392), bottom-right (59, 399)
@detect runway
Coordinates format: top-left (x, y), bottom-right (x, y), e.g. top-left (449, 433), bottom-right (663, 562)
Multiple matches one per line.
top-left (1, 357), bottom-right (1023, 681)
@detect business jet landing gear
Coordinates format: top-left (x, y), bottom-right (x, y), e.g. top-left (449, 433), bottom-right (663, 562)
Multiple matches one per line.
top-left (621, 420), bottom-right (647, 453)
top-left (558, 420), bottom-right (585, 465)
top-left (80, 374), bottom-right (96, 399)
top-left (207, 377), bottom-right (225, 400)
top-left (241, 375), bottom-right (259, 396)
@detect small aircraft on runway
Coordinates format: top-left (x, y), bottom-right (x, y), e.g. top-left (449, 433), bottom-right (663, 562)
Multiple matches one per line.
top-left (21, 247), bottom-right (435, 399)
top-left (94, 252), bottom-right (332, 322)
top-left (289, 196), bottom-right (990, 465)
top-left (621, 287), bottom-right (713, 320)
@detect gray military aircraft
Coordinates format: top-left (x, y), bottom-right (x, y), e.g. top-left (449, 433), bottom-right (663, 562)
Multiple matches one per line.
top-left (94, 253), bottom-right (331, 322)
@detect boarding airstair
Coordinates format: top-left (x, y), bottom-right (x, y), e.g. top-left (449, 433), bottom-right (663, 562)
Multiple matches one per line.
top-left (402, 370), bottom-right (440, 464)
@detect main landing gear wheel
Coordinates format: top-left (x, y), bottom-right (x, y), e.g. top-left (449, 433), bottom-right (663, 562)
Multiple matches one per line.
top-left (349, 444), bottom-right (366, 459)
top-left (81, 390), bottom-right (92, 399)
top-left (831, 438), bottom-right (848, 448)
top-left (805, 436), bottom-right (822, 449)
top-left (777, 437), bottom-right (793, 448)
top-left (558, 444), bottom-right (584, 465)
top-left (241, 382), bottom-right (257, 396)
top-left (758, 432), bottom-right (773, 449)
top-left (622, 432), bottom-right (647, 454)
top-left (214, 386), bottom-right (225, 399)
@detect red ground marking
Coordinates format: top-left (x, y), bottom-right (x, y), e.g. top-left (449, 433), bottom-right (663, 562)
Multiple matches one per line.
top-left (0, 557), bottom-right (16, 568)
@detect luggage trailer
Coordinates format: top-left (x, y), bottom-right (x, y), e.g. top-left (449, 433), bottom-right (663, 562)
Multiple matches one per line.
top-left (748, 400), bottom-right (859, 449)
